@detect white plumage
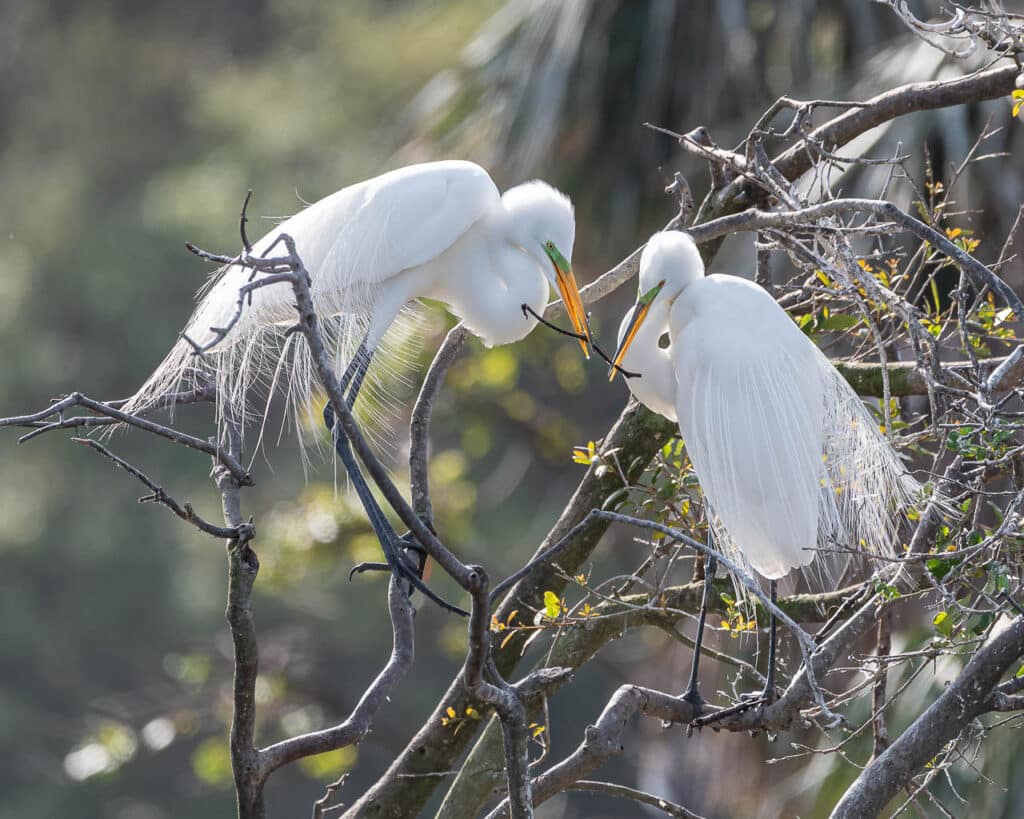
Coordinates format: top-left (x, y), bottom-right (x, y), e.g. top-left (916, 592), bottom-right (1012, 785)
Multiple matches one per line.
top-left (125, 160), bottom-right (588, 441)
top-left (613, 231), bottom-right (918, 580)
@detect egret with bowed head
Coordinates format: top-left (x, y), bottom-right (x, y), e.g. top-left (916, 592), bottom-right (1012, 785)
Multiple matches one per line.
top-left (127, 160), bottom-right (593, 607)
top-left (610, 230), bottom-right (919, 713)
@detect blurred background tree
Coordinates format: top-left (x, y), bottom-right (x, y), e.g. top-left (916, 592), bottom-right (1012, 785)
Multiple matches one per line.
top-left (1, 1), bottom-right (1022, 818)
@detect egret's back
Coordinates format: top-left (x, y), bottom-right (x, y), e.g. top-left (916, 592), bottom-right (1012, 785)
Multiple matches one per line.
top-left (672, 275), bottom-right (916, 580)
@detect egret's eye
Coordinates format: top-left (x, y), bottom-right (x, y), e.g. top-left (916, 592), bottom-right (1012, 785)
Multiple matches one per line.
top-left (545, 241), bottom-right (555, 250)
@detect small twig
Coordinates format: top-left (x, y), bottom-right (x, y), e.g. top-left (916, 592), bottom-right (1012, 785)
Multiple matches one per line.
top-left (871, 611), bottom-right (893, 761)
top-left (240, 189), bottom-right (254, 253)
top-left (687, 198), bottom-right (1024, 315)
top-left (0, 392), bottom-right (251, 484)
top-left (72, 438), bottom-right (249, 540)
top-left (569, 780), bottom-right (706, 819)
top-left (258, 577), bottom-right (416, 777)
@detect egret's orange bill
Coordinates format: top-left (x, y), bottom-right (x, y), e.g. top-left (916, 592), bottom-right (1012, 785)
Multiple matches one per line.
top-left (609, 280), bottom-right (665, 381)
top-left (554, 267), bottom-right (592, 358)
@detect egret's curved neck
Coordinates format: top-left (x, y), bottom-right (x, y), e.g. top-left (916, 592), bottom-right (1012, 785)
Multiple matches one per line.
top-left (621, 298), bottom-right (678, 422)
top-left (432, 213), bottom-right (549, 347)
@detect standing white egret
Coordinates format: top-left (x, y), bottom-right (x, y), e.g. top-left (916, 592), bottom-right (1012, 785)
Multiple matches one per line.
top-left (610, 230), bottom-right (918, 712)
top-left (126, 160), bottom-right (594, 606)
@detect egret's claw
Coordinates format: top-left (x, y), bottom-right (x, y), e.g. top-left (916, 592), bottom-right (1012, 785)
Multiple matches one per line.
top-left (691, 694), bottom-right (768, 729)
top-left (348, 530), bottom-right (468, 617)
top-left (349, 561), bottom-right (391, 581)
top-left (691, 685), bottom-right (777, 729)
top-left (680, 687), bottom-right (706, 736)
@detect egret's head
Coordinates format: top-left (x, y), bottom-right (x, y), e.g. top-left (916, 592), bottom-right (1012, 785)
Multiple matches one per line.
top-left (609, 231), bottom-right (705, 380)
top-left (502, 181), bottom-right (590, 356)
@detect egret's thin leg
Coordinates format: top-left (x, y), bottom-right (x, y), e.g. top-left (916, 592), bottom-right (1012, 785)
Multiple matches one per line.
top-left (325, 409), bottom-right (464, 614)
top-left (681, 545), bottom-right (717, 717)
top-left (339, 340), bottom-right (372, 396)
top-left (323, 345), bottom-right (464, 614)
top-left (762, 580), bottom-right (778, 703)
top-left (325, 341), bottom-right (389, 537)
top-left (691, 577), bottom-right (779, 728)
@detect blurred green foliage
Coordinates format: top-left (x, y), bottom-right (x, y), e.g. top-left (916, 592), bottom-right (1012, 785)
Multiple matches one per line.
top-left (1, 2), bottom-right (638, 817)
top-left (0, 3), bottom-right (556, 817)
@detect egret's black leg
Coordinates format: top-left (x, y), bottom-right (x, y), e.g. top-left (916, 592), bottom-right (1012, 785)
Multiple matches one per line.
top-left (324, 345), bottom-right (466, 615)
top-left (691, 579), bottom-right (779, 728)
top-left (325, 406), bottom-right (464, 614)
top-left (761, 580), bottom-right (778, 704)
top-left (681, 546), bottom-right (717, 720)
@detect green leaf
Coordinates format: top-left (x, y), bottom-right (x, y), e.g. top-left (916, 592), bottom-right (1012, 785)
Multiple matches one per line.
top-left (601, 487), bottom-right (629, 511)
top-left (543, 591), bottom-right (562, 619)
top-left (926, 557), bottom-right (960, 581)
top-left (933, 610), bottom-right (953, 637)
top-left (971, 612), bottom-right (994, 636)
top-left (874, 581), bottom-right (901, 601)
top-left (815, 313), bottom-right (862, 332)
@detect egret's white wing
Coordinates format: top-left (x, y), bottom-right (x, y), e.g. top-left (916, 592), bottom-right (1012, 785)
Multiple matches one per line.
top-left (672, 276), bottom-right (823, 579)
top-left (672, 275), bottom-right (915, 581)
top-left (187, 159), bottom-right (500, 346)
top-left (125, 161), bottom-right (499, 449)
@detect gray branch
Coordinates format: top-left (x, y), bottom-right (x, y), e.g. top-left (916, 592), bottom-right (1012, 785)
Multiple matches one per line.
top-left (257, 577), bottom-right (416, 778)
top-left (831, 615), bottom-right (1024, 818)
top-left (409, 324), bottom-right (467, 525)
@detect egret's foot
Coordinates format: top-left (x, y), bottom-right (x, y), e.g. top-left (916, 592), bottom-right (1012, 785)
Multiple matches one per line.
top-left (680, 686), bottom-right (706, 736)
top-left (348, 535), bottom-right (421, 581)
top-left (351, 531), bottom-right (468, 617)
top-left (691, 688), bottom-right (775, 729)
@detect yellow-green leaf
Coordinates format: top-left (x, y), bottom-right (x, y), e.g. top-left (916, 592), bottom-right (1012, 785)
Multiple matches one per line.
top-left (543, 591), bottom-right (562, 619)
top-left (1013, 89), bottom-right (1024, 118)
top-left (297, 747), bottom-right (357, 781)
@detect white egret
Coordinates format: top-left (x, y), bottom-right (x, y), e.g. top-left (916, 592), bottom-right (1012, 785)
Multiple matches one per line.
top-left (610, 230), bottom-right (918, 712)
top-left (126, 160), bottom-right (594, 606)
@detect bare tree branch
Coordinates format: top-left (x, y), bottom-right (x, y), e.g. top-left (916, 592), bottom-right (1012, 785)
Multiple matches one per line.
top-left (831, 615), bottom-right (1024, 818)
top-left (0, 391), bottom-right (251, 484)
top-left (568, 780), bottom-right (706, 819)
top-left (409, 324), bottom-right (467, 525)
top-left (257, 577), bottom-right (415, 777)
top-left (72, 437), bottom-right (250, 540)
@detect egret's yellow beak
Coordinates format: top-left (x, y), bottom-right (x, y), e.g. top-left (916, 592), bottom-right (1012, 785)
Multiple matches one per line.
top-left (543, 243), bottom-right (591, 357)
top-left (609, 280), bottom-right (664, 381)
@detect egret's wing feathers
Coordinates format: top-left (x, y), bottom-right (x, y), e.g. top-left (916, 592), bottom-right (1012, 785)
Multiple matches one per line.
top-left (673, 276), bottom-right (916, 582)
top-left (124, 161), bottom-right (499, 452)
top-left (674, 294), bottom-right (823, 579)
